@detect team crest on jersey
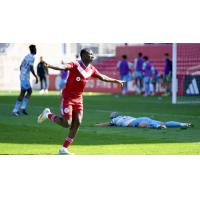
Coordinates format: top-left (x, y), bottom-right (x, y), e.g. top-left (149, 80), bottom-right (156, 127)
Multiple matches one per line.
top-left (76, 77), bottom-right (81, 82)
top-left (64, 108), bottom-right (70, 113)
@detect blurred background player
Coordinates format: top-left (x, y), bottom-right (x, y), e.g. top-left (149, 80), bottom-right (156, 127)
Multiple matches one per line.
top-left (37, 48), bottom-right (125, 155)
top-left (12, 44), bottom-right (38, 116)
top-left (96, 112), bottom-right (193, 129)
top-left (142, 56), bottom-right (152, 96)
top-left (117, 55), bottom-right (132, 95)
top-left (151, 65), bottom-right (160, 96)
top-left (59, 69), bottom-right (68, 90)
top-left (37, 56), bottom-right (49, 94)
top-left (163, 53), bottom-right (172, 95)
top-left (134, 52), bottom-right (144, 94)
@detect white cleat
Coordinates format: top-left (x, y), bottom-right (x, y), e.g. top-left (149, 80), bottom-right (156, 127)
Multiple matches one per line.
top-left (44, 89), bottom-right (49, 94)
top-left (59, 147), bottom-right (74, 155)
top-left (180, 123), bottom-right (194, 129)
top-left (39, 89), bottom-right (45, 95)
top-left (37, 108), bottom-right (50, 123)
top-left (157, 125), bottom-right (167, 129)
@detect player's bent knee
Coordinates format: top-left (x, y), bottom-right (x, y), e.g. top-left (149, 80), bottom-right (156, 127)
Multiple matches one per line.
top-left (62, 118), bottom-right (72, 128)
top-left (76, 120), bottom-right (82, 127)
top-left (27, 90), bottom-right (32, 96)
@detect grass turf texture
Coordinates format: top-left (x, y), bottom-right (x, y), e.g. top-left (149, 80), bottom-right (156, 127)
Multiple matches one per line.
top-left (0, 91), bottom-right (200, 155)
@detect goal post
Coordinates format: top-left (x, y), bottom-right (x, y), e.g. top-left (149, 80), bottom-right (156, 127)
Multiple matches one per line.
top-left (172, 43), bottom-right (177, 104)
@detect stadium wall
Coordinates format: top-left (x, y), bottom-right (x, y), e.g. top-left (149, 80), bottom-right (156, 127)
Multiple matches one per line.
top-left (116, 44), bottom-right (200, 96)
top-left (39, 44), bottom-right (200, 96)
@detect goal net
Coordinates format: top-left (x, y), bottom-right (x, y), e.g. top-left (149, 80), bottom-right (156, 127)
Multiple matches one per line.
top-left (172, 43), bottom-right (200, 104)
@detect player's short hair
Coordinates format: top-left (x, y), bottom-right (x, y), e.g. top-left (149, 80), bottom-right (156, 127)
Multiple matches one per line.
top-left (122, 55), bottom-right (127, 59)
top-left (80, 48), bottom-right (91, 58)
top-left (138, 52), bottom-right (142, 57)
top-left (110, 112), bottom-right (120, 119)
top-left (165, 53), bottom-right (169, 57)
top-left (29, 44), bottom-right (36, 54)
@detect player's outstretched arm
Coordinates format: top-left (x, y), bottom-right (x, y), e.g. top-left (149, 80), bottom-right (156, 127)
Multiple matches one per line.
top-left (44, 62), bottom-right (65, 71)
top-left (96, 122), bottom-right (111, 126)
top-left (43, 61), bottom-right (71, 71)
top-left (96, 73), bottom-right (126, 87)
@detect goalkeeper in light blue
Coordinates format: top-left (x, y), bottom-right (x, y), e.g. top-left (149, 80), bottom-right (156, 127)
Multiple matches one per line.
top-left (96, 112), bottom-right (193, 129)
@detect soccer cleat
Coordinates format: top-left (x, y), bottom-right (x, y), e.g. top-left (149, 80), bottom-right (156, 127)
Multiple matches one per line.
top-left (21, 109), bottom-right (28, 115)
top-left (157, 125), bottom-right (167, 129)
top-left (12, 111), bottom-right (20, 117)
top-left (37, 108), bottom-right (50, 123)
top-left (39, 89), bottom-right (45, 95)
top-left (59, 147), bottom-right (74, 155)
top-left (187, 123), bottom-right (194, 128)
top-left (180, 123), bottom-right (194, 129)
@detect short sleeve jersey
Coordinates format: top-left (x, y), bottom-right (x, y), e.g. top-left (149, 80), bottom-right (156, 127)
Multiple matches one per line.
top-left (20, 53), bottom-right (35, 80)
top-left (62, 61), bottom-right (101, 99)
top-left (110, 116), bottom-right (136, 127)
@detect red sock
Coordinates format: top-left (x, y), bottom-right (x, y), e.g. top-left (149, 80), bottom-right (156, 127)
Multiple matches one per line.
top-left (63, 137), bottom-right (74, 148)
top-left (47, 113), bottom-right (59, 122)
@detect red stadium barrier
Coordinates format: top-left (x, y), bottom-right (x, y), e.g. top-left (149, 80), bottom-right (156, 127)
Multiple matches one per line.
top-left (48, 73), bottom-right (121, 93)
top-left (48, 44), bottom-right (200, 96)
top-left (48, 74), bottom-right (58, 90)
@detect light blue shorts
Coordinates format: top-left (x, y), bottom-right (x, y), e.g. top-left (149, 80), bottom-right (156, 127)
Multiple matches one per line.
top-left (21, 79), bottom-right (31, 90)
top-left (120, 74), bottom-right (133, 82)
top-left (132, 117), bottom-right (161, 128)
top-left (135, 71), bottom-right (143, 79)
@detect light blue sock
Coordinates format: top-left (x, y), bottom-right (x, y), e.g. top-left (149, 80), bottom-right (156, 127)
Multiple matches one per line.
top-left (165, 121), bottom-right (184, 128)
top-left (20, 97), bottom-right (29, 110)
top-left (13, 100), bottom-right (22, 112)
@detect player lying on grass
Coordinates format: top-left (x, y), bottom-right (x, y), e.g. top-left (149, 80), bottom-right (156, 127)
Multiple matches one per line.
top-left (96, 112), bottom-right (193, 129)
top-left (38, 48), bottom-right (125, 155)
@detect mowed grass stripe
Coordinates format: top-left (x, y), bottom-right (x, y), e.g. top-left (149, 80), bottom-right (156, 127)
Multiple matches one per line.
top-left (0, 93), bottom-right (199, 154)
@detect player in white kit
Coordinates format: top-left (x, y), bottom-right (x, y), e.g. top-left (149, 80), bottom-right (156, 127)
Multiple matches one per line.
top-left (12, 45), bottom-right (38, 116)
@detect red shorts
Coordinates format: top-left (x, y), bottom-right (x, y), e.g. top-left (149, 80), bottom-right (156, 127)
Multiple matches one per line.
top-left (60, 97), bottom-right (83, 118)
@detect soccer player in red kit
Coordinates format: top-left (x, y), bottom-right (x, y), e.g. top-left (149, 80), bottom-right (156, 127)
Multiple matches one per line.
top-left (38, 48), bottom-right (125, 155)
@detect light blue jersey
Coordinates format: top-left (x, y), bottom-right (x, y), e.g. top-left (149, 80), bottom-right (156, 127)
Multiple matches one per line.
top-left (110, 116), bottom-right (136, 127)
top-left (110, 115), bottom-right (190, 129)
top-left (110, 116), bottom-right (161, 128)
top-left (20, 53), bottom-right (35, 81)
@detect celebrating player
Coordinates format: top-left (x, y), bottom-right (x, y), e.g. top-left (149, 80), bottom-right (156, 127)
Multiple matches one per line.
top-left (12, 44), bottom-right (38, 116)
top-left (96, 112), bottom-right (193, 129)
top-left (38, 48), bottom-right (125, 155)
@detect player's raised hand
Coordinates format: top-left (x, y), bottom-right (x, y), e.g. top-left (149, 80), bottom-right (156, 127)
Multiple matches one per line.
top-left (116, 80), bottom-right (126, 87)
top-left (43, 61), bottom-right (49, 68)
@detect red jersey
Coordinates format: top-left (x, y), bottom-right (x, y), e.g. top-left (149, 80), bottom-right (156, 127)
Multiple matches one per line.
top-left (62, 61), bottom-right (101, 100)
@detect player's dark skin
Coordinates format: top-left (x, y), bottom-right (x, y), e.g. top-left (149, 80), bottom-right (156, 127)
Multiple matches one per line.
top-left (44, 50), bottom-right (95, 137)
top-left (44, 49), bottom-right (125, 139)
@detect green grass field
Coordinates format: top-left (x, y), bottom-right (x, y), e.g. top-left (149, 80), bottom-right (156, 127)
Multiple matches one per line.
top-left (0, 91), bottom-right (200, 155)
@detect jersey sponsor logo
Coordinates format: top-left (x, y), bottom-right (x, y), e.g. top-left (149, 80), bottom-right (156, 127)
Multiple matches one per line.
top-left (186, 78), bottom-right (199, 95)
top-left (77, 62), bottom-right (93, 78)
top-left (76, 77), bottom-right (81, 82)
